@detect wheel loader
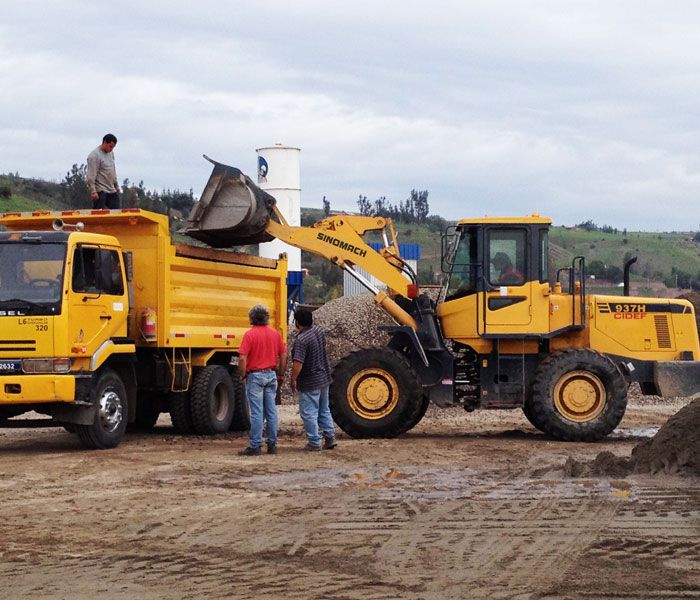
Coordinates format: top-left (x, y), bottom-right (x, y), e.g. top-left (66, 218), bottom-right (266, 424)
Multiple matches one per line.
top-left (185, 157), bottom-right (700, 442)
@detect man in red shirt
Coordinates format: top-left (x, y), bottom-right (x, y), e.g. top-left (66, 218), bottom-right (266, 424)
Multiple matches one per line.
top-left (238, 304), bottom-right (287, 456)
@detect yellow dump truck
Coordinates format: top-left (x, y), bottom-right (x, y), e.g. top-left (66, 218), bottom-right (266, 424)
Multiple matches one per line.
top-left (0, 208), bottom-right (287, 448)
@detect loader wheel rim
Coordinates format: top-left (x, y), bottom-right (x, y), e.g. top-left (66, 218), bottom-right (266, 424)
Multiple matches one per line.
top-left (347, 368), bottom-right (399, 419)
top-left (553, 370), bottom-right (606, 422)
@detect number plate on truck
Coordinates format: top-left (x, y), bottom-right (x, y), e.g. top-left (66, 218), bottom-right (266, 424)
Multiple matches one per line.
top-left (0, 361), bottom-right (22, 373)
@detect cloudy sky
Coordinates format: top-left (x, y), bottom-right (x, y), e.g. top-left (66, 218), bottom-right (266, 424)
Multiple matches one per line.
top-left (1, 1), bottom-right (699, 230)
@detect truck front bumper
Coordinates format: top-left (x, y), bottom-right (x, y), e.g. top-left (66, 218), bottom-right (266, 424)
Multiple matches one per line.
top-left (0, 374), bottom-right (76, 404)
top-left (654, 361), bottom-right (700, 398)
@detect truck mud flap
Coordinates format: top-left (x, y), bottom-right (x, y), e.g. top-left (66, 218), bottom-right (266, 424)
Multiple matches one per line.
top-left (653, 361), bottom-right (700, 398)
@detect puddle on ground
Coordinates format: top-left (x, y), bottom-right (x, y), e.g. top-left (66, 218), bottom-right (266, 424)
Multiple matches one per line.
top-left (611, 427), bottom-right (659, 439)
top-left (210, 465), bottom-right (642, 502)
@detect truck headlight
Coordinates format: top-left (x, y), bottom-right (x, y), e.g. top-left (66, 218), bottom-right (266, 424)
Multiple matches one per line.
top-left (22, 358), bottom-right (72, 373)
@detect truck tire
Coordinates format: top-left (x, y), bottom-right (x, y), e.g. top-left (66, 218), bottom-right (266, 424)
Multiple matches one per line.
top-left (228, 369), bottom-right (250, 431)
top-left (330, 348), bottom-right (422, 438)
top-left (190, 366), bottom-right (235, 435)
top-left (169, 392), bottom-right (194, 434)
top-left (528, 349), bottom-right (627, 441)
top-left (75, 369), bottom-right (128, 449)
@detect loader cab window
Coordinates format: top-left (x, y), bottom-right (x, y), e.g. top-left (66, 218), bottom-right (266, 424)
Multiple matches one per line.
top-left (445, 227), bottom-right (478, 300)
top-left (72, 246), bottom-right (124, 296)
top-left (488, 229), bottom-right (526, 286)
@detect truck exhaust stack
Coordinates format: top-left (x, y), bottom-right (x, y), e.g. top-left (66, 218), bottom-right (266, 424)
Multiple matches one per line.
top-left (184, 155), bottom-right (276, 247)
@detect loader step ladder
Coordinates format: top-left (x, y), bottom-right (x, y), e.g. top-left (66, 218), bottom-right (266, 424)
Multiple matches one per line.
top-left (492, 338), bottom-right (526, 408)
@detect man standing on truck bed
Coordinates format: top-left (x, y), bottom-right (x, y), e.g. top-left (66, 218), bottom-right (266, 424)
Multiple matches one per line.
top-left (87, 133), bottom-right (120, 209)
top-left (290, 308), bottom-right (337, 451)
top-left (238, 304), bottom-right (287, 456)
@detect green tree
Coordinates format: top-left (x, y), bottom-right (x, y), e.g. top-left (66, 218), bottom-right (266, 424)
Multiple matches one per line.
top-left (60, 163), bottom-right (89, 208)
top-left (357, 194), bottom-right (371, 215)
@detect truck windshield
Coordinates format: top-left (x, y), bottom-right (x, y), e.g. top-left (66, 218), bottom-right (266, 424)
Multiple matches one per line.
top-left (0, 242), bottom-right (66, 314)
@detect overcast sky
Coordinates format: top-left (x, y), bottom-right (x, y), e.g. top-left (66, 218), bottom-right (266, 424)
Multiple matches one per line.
top-left (1, 1), bottom-right (699, 230)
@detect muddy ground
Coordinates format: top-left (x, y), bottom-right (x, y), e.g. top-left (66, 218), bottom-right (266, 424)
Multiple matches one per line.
top-left (0, 398), bottom-right (698, 600)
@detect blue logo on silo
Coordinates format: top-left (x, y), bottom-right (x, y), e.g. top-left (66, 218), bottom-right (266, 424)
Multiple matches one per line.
top-left (258, 156), bottom-right (268, 183)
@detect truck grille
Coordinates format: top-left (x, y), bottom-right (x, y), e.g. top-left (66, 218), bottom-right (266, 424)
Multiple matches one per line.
top-left (0, 340), bottom-right (36, 352)
top-left (654, 316), bottom-right (672, 349)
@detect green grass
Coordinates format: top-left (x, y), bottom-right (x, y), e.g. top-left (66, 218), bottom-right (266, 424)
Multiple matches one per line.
top-left (0, 193), bottom-right (51, 213)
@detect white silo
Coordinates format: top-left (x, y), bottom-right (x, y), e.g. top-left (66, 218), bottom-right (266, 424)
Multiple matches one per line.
top-left (256, 144), bottom-right (304, 303)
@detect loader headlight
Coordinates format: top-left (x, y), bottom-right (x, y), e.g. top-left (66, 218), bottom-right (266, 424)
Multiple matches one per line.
top-left (22, 358), bottom-right (72, 374)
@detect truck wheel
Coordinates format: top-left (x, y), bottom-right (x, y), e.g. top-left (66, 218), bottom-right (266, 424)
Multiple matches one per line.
top-left (169, 392), bottom-right (193, 434)
top-left (75, 369), bottom-right (128, 449)
top-left (330, 348), bottom-right (422, 438)
top-left (529, 349), bottom-right (627, 441)
top-left (190, 366), bottom-right (235, 435)
top-left (228, 369), bottom-right (250, 431)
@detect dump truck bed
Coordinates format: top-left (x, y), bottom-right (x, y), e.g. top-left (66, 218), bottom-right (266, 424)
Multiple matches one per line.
top-left (0, 208), bottom-right (288, 349)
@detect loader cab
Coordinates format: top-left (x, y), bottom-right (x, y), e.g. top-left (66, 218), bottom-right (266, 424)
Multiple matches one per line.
top-left (439, 216), bottom-right (552, 341)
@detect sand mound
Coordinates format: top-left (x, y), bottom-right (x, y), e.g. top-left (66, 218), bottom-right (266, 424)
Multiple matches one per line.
top-left (631, 397), bottom-right (700, 476)
top-left (565, 398), bottom-right (700, 478)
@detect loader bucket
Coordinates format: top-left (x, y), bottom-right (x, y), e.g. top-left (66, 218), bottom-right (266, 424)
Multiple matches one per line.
top-left (183, 155), bottom-right (276, 247)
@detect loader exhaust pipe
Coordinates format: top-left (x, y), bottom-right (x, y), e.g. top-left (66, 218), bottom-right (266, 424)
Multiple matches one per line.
top-left (623, 256), bottom-right (637, 296)
top-left (52, 219), bottom-right (84, 232)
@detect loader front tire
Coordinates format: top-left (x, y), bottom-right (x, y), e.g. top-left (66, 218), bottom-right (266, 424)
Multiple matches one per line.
top-left (75, 369), bottom-right (128, 449)
top-left (528, 349), bottom-right (627, 441)
top-left (190, 366), bottom-right (235, 435)
top-left (330, 348), bottom-right (423, 438)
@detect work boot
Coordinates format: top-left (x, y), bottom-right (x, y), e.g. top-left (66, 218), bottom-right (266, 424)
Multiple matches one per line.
top-left (239, 446), bottom-right (262, 456)
top-left (267, 443), bottom-right (278, 455)
top-left (303, 443), bottom-right (322, 452)
top-left (323, 436), bottom-right (337, 450)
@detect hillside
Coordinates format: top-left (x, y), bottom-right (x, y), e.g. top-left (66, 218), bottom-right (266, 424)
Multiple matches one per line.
top-left (1, 174), bottom-right (698, 303)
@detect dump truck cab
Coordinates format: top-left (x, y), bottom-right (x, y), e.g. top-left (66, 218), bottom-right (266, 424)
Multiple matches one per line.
top-left (0, 224), bottom-right (134, 440)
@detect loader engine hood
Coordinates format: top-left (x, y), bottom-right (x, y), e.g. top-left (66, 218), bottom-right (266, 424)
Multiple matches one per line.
top-left (183, 155), bottom-right (276, 247)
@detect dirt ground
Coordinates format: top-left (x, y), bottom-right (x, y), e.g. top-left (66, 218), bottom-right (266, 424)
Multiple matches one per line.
top-left (0, 398), bottom-right (698, 600)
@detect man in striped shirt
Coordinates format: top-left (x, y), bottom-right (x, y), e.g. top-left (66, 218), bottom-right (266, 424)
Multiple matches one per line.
top-left (290, 308), bottom-right (337, 451)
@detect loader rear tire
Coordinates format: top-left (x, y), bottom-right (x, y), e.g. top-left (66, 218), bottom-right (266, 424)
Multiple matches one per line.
top-left (528, 349), bottom-right (627, 441)
top-left (75, 369), bottom-right (128, 449)
top-left (228, 368), bottom-right (250, 431)
top-left (169, 392), bottom-right (194, 434)
top-left (330, 348), bottom-right (422, 438)
top-left (190, 366), bottom-right (235, 435)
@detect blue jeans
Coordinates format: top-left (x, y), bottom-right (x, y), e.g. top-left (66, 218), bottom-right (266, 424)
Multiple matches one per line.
top-left (298, 386), bottom-right (335, 447)
top-left (246, 371), bottom-right (279, 448)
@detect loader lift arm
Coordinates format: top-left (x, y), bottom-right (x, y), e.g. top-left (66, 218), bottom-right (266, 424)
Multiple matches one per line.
top-left (265, 205), bottom-right (419, 330)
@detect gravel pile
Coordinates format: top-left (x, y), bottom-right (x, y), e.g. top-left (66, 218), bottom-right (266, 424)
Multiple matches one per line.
top-left (310, 293), bottom-right (393, 365)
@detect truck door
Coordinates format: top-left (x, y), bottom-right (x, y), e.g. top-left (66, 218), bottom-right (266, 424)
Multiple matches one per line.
top-left (484, 228), bottom-right (532, 331)
top-left (68, 245), bottom-right (127, 354)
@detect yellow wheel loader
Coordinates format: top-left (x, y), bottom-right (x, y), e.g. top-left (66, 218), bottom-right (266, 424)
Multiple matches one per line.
top-left (186, 157), bottom-right (700, 442)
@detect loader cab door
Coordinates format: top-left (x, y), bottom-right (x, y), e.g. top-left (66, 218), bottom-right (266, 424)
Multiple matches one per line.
top-left (439, 224), bottom-right (536, 339)
top-left (68, 244), bottom-right (128, 353)
top-left (483, 227), bottom-right (532, 330)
